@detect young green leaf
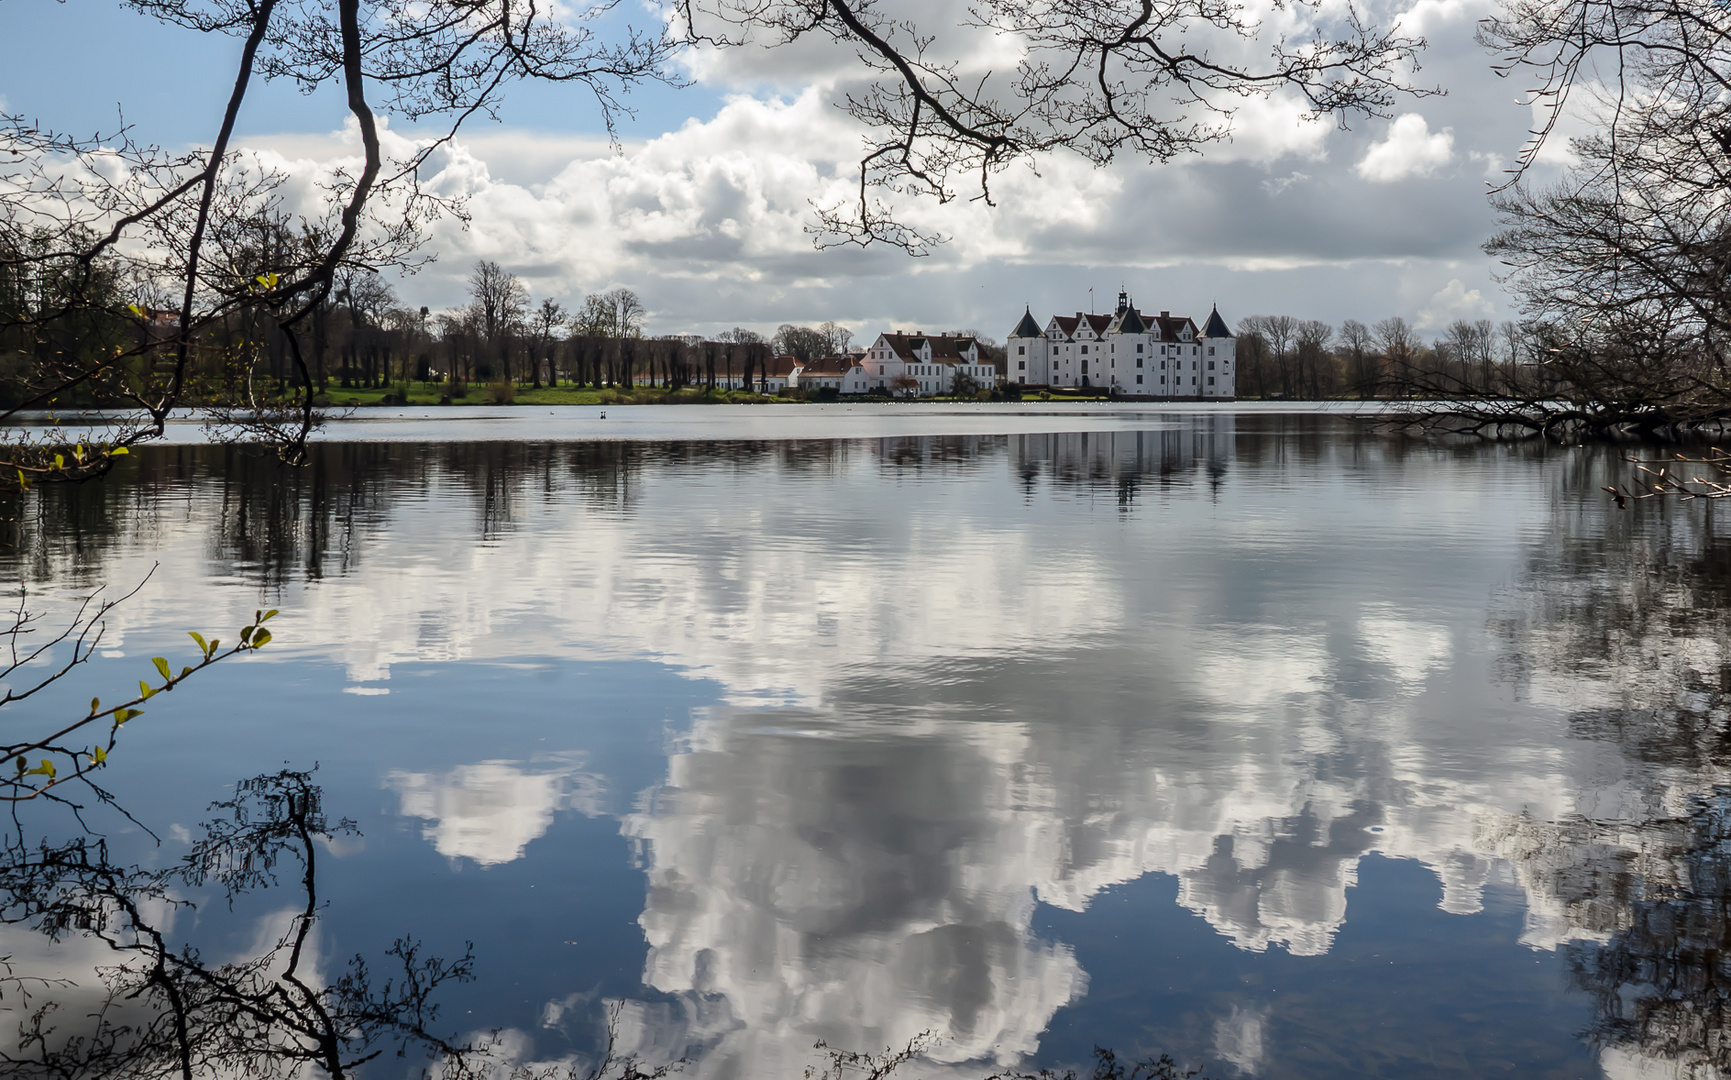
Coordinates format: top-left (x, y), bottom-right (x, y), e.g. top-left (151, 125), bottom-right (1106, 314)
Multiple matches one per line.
top-left (189, 631), bottom-right (208, 653)
top-left (250, 629), bottom-right (272, 649)
top-left (90, 697), bottom-right (100, 715)
top-left (152, 657), bottom-right (171, 680)
top-left (91, 745), bottom-right (107, 765)
top-left (25, 760), bottom-right (55, 779)
top-left (109, 446), bottom-right (129, 456)
top-left (139, 680), bottom-right (156, 700)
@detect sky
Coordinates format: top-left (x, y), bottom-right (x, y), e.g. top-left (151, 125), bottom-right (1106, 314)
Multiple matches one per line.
top-left (0, 0), bottom-right (1561, 341)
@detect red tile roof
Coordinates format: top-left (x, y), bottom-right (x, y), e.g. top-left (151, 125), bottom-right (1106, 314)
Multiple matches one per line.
top-left (877, 333), bottom-right (980, 363)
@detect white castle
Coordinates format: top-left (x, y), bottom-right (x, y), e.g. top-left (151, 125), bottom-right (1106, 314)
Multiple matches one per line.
top-left (1007, 290), bottom-right (1236, 399)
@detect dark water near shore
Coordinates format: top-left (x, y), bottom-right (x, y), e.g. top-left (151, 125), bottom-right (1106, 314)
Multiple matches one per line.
top-left (5, 407), bottom-right (1727, 1079)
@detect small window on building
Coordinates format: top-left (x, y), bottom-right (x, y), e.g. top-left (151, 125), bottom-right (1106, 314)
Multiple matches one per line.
top-left (1208, 376), bottom-right (1216, 386)
top-left (1136, 375), bottom-right (1143, 384)
top-left (1018, 345), bottom-right (1025, 355)
top-left (1136, 343), bottom-right (1143, 353)
top-left (1208, 346), bottom-right (1215, 355)
top-left (1080, 345), bottom-right (1088, 355)
top-left (1208, 361), bottom-right (1215, 370)
top-left (1018, 360), bottom-right (1026, 370)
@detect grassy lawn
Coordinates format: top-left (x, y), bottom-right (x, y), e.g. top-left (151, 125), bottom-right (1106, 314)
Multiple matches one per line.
top-left (317, 384), bottom-right (789, 407)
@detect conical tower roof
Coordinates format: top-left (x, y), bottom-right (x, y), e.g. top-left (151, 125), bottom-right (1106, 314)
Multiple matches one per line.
top-left (1010, 306), bottom-right (1043, 339)
top-left (1202, 304), bottom-right (1232, 338)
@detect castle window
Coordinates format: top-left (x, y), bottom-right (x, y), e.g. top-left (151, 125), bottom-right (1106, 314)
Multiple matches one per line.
top-left (1080, 345), bottom-right (1088, 355)
top-left (1136, 343), bottom-right (1143, 353)
top-left (1208, 377), bottom-right (1216, 386)
top-left (1136, 375), bottom-right (1143, 384)
top-left (1137, 358), bottom-right (1143, 368)
top-left (1208, 346), bottom-right (1215, 355)
top-left (1208, 361), bottom-right (1215, 370)
top-left (1018, 345), bottom-right (1025, 355)
top-left (1018, 360), bottom-right (1025, 370)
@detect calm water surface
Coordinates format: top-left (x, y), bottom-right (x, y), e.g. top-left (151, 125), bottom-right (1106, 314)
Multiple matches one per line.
top-left (5, 406), bottom-right (1722, 1079)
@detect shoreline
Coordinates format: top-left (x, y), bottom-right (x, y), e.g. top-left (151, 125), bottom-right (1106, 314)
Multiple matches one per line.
top-left (1, 401), bottom-right (1391, 446)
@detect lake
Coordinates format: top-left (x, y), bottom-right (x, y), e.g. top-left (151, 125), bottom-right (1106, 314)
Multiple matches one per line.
top-left (2, 404), bottom-right (1719, 1080)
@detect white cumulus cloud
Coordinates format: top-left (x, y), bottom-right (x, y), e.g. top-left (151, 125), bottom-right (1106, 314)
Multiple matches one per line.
top-left (1419, 278), bottom-right (1494, 327)
top-left (1355, 114), bottom-right (1455, 182)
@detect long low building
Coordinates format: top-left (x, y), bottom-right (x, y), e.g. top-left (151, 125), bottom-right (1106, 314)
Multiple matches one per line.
top-left (788, 331), bottom-right (1000, 397)
top-left (1007, 291), bottom-right (1236, 399)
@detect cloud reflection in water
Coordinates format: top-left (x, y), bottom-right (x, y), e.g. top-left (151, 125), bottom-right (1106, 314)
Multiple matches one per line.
top-left (387, 756), bottom-right (606, 866)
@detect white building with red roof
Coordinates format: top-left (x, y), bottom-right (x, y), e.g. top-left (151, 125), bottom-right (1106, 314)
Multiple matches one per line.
top-left (856, 332), bottom-right (999, 397)
top-left (787, 352), bottom-right (872, 394)
top-left (1006, 290), bottom-right (1236, 399)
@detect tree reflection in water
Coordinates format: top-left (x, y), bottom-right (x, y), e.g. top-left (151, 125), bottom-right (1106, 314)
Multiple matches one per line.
top-left (0, 770), bottom-right (672, 1080)
top-left (1568, 789), bottom-right (1731, 1076)
top-left (1492, 450), bottom-right (1731, 1076)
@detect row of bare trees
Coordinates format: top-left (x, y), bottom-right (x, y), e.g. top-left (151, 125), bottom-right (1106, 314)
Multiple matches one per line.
top-left (0, 249), bottom-right (802, 402)
top-left (1234, 314), bottom-right (1545, 401)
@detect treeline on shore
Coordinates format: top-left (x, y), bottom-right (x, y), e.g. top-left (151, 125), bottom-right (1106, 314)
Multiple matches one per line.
top-left (1232, 314), bottom-right (1540, 401)
top-left (1, 255), bottom-right (1014, 408)
top-left (4, 243), bottom-right (1536, 408)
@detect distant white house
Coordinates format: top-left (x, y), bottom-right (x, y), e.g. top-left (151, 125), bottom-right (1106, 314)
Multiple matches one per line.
top-left (787, 352), bottom-right (872, 394)
top-left (1006, 290), bottom-right (1236, 399)
top-left (855, 332), bottom-right (999, 397)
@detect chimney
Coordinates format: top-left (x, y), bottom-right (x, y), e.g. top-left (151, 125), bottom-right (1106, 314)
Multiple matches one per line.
top-left (1160, 310), bottom-right (1170, 318)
